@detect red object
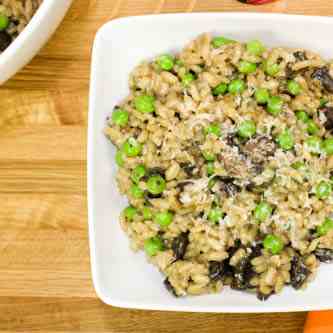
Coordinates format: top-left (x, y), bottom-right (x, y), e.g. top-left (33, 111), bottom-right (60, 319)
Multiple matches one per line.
top-left (238, 0), bottom-right (276, 4)
top-left (304, 311), bottom-right (333, 333)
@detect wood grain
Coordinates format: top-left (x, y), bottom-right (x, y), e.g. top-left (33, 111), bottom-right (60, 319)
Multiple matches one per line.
top-left (0, 297), bottom-right (306, 333)
top-left (0, 0), bottom-right (331, 331)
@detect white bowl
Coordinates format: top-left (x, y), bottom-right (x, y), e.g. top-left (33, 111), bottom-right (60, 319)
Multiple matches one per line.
top-left (88, 13), bottom-right (333, 312)
top-left (0, 0), bottom-right (73, 84)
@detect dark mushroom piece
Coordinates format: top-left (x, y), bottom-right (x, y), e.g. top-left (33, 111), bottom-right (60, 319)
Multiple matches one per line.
top-left (176, 180), bottom-right (194, 192)
top-left (179, 163), bottom-right (197, 177)
top-left (210, 176), bottom-right (241, 197)
top-left (251, 163), bottom-right (264, 175)
top-left (290, 255), bottom-right (310, 290)
top-left (225, 132), bottom-right (242, 148)
top-left (320, 106), bottom-right (333, 132)
top-left (230, 244), bottom-right (262, 291)
top-left (144, 167), bottom-right (165, 179)
top-left (208, 260), bottom-right (232, 282)
top-left (219, 181), bottom-right (241, 197)
top-left (293, 51), bottom-right (307, 61)
top-left (144, 191), bottom-right (162, 200)
top-left (174, 112), bottom-right (182, 120)
top-left (171, 232), bottom-right (190, 260)
top-left (230, 245), bottom-right (262, 291)
top-left (230, 255), bottom-right (255, 290)
top-left (314, 248), bottom-right (333, 263)
top-left (0, 31), bottom-right (11, 52)
top-left (242, 135), bottom-right (277, 165)
top-left (164, 278), bottom-right (178, 296)
top-left (312, 67), bottom-right (333, 93)
top-left (285, 64), bottom-right (295, 80)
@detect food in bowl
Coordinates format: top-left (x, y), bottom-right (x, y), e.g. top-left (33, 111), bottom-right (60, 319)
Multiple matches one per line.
top-left (104, 33), bottom-right (333, 300)
top-left (0, 0), bottom-right (42, 52)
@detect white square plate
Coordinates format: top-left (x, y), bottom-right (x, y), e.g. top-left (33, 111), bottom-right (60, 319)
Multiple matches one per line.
top-left (88, 13), bottom-right (333, 312)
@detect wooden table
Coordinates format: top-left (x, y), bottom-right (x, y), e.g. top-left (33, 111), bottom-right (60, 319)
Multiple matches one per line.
top-left (0, 0), bottom-right (331, 331)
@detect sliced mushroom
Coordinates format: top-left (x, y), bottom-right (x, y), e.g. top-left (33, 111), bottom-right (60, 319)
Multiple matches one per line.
top-left (208, 260), bottom-right (231, 282)
top-left (144, 167), bottom-right (165, 179)
top-left (314, 248), bottom-right (333, 263)
top-left (312, 67), bottom-right (333, 93)
top-left (171, 232), bottom-right (190, 260)
top-left (293, 51), bottom-right (307, 61)
top-left (320, 106), bottom-right (333, 131)
top-left (210, 176), bottom-right (241, 197)
top-left (218, 149), bottom-right (251, 179)
top-left (242, 135), bottom-right (276, 164)
top-left (285, 64), bottom-right (295, 80)
top-left (230, 245), bottom-right (261, 291)
top-left (230, 256), bottom-right (255, 290)
top-left (0, 31), bottom-right (11, 52)
top-left (179, 162), bottom-right (198, 177)
top-left (164, 278), bottom-right (178, 296)
top-left (225, 133), bottom-right (242, 148)
top-left (290, 255), bottom-right (310, 290)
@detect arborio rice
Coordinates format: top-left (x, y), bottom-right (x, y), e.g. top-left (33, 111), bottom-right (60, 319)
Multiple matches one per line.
top-left (105, 34), bottom-right (333, 300)
top-left (0, 0), bottom-right (42, 52)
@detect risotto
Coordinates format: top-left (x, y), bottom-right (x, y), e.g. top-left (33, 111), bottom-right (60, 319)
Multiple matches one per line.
top-left (0, 0), bottom-right (42, 52)
top-left (105, 34), bottom-right (333, 300)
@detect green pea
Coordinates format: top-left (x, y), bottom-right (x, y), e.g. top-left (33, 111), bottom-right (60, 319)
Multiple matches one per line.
top-left (305, 136), bottom-right (322, 154)
top-left (204, 123), bottom-right (221, 137)
top-left (317, 218), bottom-right (333, 236)
top-left (287, 80), bottom-right (302, 96)
top-left (206, 162), bottom-right (215, 176)
top-left (246, 39), bottom-right (265, 56)
top-left (122, 137), bottom-right (142, 157)
top-left (315, 181), bottom-right (332, 199)
top-left (264, 61), bottom-right (280, 76)
top-left (142, 206), bottom-right (153, 220)
top-left (238, 60), bottom-right (257, 74)
top-left (208, 207), bottom-right (224, 224)
top-left (111, 108), bottom-right (129, 127)
top-left (115, 150), bottom-right (125, 167)
top-left (267, 96), bottom-right (283, 116)
top-left (134, 95), bottom-right (155, 113)
top-left (228, 79), bottom-right (246, 95)
top-left (323, 138), bottom-right (333, 155)
top-left (130, 184), bottom-right (144, 199)
top-left (144, 236), bottom-right (164, 256)
top-left (131, 164), bottom-right (146, 183)
top-left (212, 82), bottom-right (228, 96)
top-left (254, 202), bottom-right (273, 222)
top-left (147, 175), bottom-right (166, 195)
top-left (182, 72), bottom-right (195, 87)
top-left (0, 14), bottom-right (9, 31)
top-left (255, 88), bottom-right (270, 104)
top-left (306, 119), bottom-right (319, 135)
top-left (157, 54), bottom-right (174, 71)
top-left (212, 36), bottom-right (235, 48)
top-left (202, 151), bottom-right (215, 161)
top-left (123, 206), bottom-right (137, 221)
top-left (277, 130), bottom-right (294, 150)
top-left (238, 120), bottom-right (256, 139)
top-left (263, 234), bottom-right (284, 254)
top-left (296, 110), bottom-right (310, 123)
top-left (154, 211), bottom-right (173, 227)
